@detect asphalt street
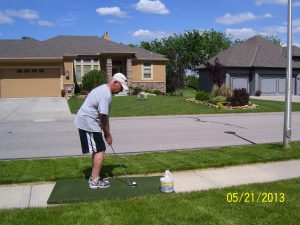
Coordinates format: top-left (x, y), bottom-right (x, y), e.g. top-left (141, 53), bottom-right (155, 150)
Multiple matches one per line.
top-left (109, 112), bottom-right (300, 154)
top-left (1, 100), bottom-right (300, 159)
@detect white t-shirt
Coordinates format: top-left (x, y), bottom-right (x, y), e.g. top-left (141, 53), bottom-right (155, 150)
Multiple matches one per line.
top-left (74, 84), bottom-right (112, 132)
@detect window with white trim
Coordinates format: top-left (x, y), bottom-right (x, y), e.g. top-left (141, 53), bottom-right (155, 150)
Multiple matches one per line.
top-left (143, 63), bottom-right (152, 80)
top-left (74, 57), bottom-right (100, 83)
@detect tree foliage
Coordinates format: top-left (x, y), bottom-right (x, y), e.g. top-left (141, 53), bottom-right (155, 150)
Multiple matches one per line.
top-left (138, 30), bottom-right (232, 94)
top-left (205, 58), bottom-right (227, 88)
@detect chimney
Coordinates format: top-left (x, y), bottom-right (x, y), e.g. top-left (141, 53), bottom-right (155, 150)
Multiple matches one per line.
top-left (102, 32), bottom-right (110, 41)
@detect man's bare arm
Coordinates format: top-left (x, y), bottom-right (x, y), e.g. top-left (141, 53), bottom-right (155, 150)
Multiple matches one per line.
top-left (100, 114), bottom-right (112, 144)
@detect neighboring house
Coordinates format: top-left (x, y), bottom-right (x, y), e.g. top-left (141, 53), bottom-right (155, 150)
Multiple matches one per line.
top-left (0, 32), bottom-right (167, 98)
top-left (197, 36), bottom-right (300, 96)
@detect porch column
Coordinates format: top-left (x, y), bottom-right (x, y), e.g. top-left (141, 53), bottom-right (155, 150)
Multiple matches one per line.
top-left (126, 58), bottom-right (132, 86)
top-left (106, 57), bottom-right (112, 81)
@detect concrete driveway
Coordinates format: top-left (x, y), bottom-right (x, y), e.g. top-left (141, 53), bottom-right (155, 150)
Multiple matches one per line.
top-left (0, 97), bottom-right (73, 122)
top-left (251, 95), bottom-right (300, 102)
top-left (0, 98), bottom-right (81, 159)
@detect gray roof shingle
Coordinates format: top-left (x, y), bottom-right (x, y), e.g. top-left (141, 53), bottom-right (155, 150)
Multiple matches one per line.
top-left (0, 35), bottom-right (167, 61)
top-left (198, 36), bottom-right (300, 69)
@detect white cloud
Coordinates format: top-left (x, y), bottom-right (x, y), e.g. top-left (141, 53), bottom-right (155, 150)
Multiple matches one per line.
top-left (96, 7), bottom-right (127, 18)
top-left (132, 29), bottom-right (169, 40)
top-left (263, 25), bottom-right (287, 34)
top-left (263, 19), bottom-right (300, 35)
top-left (36, 20), bottom-right (55, 27)
top-left (0, 9), bottom-right (54, 27)
top-left (0, 32), bottom-right (2, 37)
top-left (5, 9), bottom-right (39, 20)
top-left (225, 28), bottom-right (257, 40)
top-left (0, 11), bottom-right (14, 24)
top-left (215, 12), bottom-right (272, 25)
top-left (135, 0), bottom-right (169, 15)
top-left (294, 1), bottom-right (300, 6)
top-left (255, 0), bottom-right (287, 5)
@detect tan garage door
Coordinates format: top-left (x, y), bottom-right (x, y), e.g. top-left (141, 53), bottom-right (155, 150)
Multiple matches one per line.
top-left (0, 68), bottom-right (61, 98)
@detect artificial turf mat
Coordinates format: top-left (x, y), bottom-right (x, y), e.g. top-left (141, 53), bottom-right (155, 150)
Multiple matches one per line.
top-left (47, 176), bottom-right (161, 204)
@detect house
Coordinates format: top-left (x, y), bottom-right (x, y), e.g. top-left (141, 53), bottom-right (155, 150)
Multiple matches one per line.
top-left (0, 32), bottom-right (168, 98)
top-left (197, 36), bottom-right (300, 96)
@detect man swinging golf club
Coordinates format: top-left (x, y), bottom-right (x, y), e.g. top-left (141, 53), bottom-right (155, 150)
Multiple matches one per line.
top-left (74, 73), bottom-right (128, 189)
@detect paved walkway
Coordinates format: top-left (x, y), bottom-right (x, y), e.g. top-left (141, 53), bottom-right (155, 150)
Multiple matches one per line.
top-left (0, 160), bottom-right (300, 209)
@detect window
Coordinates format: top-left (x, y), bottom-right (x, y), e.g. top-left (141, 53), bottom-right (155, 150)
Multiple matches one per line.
top-left (76, 65), bottom-right (82, 82)
top-left (143, 63), bottom-right (152, 79)
top-left (31, 69), bottom-right (37, 73)
top-left (16, 69), bottom-right (22, 73)
top-left (112, 60), bottom-right (123, 75)
top-left (24, 69), bottom-right (30, 73)
top-left (83, 65), bottom-right (91, 75)
top-left (38, 69), bottom-right (45, 73)
top-left (74, 56), bottom-right (100, 83)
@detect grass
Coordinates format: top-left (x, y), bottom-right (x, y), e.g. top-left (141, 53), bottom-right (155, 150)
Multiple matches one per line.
top-left (0, 178), bottom-right (299, 225)
top-left (68, 89), bottom-right (300, 116)
top-left (1, 142), bottom-right (300, 184)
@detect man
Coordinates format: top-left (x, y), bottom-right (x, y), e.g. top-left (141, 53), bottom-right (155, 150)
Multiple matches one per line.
top-left (74, 73), bottom-right (128, 189)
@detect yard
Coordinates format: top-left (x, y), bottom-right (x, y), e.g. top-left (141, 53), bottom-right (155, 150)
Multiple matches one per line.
top-left (0, 142), bottom-right (300, 224)
top-left (68, 89), bottom-right (300, 116)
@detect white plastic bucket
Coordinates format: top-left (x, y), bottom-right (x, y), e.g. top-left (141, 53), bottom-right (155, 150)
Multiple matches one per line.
top-left (160, 170), bottom-right (174, 193)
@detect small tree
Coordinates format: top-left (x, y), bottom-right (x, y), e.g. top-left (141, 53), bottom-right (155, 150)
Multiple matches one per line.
top-left (205, 58), bottom-right (226, 88)
top-left (81, 70), bottom-right (107, 92)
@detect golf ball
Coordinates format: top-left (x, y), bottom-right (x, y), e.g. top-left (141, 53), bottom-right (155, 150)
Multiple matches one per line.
top-left (132, 182), bottom-right (136, 185)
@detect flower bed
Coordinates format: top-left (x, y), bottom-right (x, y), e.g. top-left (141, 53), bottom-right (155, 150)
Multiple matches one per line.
top-left (185, 98), bottom-right (258, 110)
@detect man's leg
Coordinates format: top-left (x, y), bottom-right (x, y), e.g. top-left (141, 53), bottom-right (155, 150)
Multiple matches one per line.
top-left (91, 151), bottom-right (105, 179)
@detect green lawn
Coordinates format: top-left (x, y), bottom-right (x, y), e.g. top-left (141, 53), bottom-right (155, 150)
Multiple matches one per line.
top-left (0, 178), bottom-right (299, 225)
top-left (1, 142), bottom-right (300, 184)
top-left (68, 89), bottom-right (300, 116)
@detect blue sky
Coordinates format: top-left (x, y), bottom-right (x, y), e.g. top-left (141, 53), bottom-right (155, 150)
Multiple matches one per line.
top-left (0, 0), bottom-right (300, 46)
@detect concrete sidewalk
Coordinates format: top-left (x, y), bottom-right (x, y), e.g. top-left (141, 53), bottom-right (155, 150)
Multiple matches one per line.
top-left (0, 160), bottom-right (300, 209)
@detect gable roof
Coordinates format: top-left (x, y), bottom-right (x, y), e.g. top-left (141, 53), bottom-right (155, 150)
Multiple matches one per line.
top-left (198, 36), bottom-right (300, 69)
top-left (282, 46), bottom-right (300, 57)
top-left (0, 35), bottom-right (167, 61)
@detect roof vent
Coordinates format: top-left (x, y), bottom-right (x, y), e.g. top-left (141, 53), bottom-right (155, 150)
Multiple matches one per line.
top-left (102, 32), bottom-right (110, 41)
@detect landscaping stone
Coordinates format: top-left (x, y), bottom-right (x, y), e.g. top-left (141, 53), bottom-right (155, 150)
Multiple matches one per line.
top-left (185, 98), bottom-right (258, 110)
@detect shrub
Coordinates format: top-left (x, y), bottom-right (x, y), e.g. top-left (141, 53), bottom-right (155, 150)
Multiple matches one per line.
top-left (153, 90), bottom-right (161, 95)
top-left (132, 87), bottom-right (143, 95)
top-left (255, 90), bottom-right (261, 96)
top-left (210, 95), bottom-right (227, 104)
top-left (74, 82), bottom-right (81, 94)
top-left (228, 88), bottom-right (249, 106)
top-left (61, 89), bottom-right (66, 97)
top-left (195, 90), bottom-right (210, 101)
top-left (211, 84), bottom-right (232, 98)
top-left (216, 102), bottom-right (224, 109)
top-left (81, 70), bottom-right (107, 92)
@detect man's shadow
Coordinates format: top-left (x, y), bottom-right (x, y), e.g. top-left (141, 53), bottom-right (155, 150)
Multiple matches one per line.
top-left (83, 164), bottom-right (126, 179)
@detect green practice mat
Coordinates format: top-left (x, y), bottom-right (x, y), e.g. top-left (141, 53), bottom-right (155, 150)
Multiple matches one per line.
top-left (48, 176), bottom-right (161, 204)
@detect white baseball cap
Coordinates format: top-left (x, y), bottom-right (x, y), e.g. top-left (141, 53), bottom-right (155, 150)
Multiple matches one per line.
top-left (113, 73), bottom-right (128, 91)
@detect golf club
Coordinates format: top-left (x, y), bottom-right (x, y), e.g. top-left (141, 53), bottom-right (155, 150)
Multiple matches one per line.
top-left (110, 144), bottom-right (137, 188)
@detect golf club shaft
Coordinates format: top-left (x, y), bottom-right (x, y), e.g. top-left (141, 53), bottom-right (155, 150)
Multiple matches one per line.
top-left (110, 145), bottom-right (132, 186)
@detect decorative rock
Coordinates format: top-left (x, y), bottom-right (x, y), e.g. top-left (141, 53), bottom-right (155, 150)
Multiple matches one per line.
top-left (185, 98), bottom-right (258, 110)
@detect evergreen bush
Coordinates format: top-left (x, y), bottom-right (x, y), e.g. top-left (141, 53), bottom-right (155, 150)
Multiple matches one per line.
top-left (81, 70), bottom-right (107, 92)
